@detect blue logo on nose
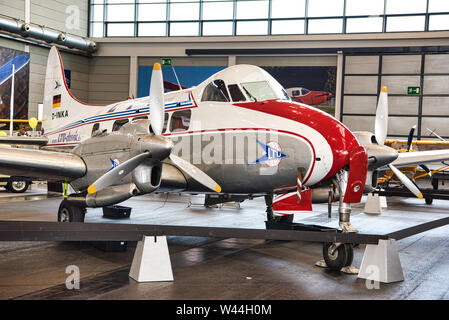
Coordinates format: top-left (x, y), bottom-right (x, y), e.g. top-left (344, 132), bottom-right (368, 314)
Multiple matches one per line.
top-left (250, 140), bottom-right (288, 167)
top-left (108, 158), bottom-right (120, 172)
top-left (55, 81), bottom-right (62, 89)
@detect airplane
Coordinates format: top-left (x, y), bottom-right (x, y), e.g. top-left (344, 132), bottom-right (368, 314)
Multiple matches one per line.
top-left (285, 87), bottom-right (332, 106)
top-left (1, 46), bottom-right (449, 271)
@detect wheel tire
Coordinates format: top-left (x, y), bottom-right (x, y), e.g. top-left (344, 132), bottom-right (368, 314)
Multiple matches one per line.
top-left (425, 197), bottom-right (433, 205)
top-left (278, 214), bottom-right (294, 223)
top-left (323, 242), bottom-right (352, 271)
top-left (9, 180), bottom-right (29, 193)
top-left (58, 200), bottom-right (86, 222)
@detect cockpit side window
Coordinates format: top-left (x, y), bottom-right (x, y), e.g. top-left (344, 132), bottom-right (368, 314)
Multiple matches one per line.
top-left (201, 79), bottom-right (230, 102)
top-left (227, 84), bottom-right (246, 102)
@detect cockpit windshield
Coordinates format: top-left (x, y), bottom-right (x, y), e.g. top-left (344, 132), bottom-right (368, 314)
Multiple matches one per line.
top-left (241, 81), bottom-right (289, 102)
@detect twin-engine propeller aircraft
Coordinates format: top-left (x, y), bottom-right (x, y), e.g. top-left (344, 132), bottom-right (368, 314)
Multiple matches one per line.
top-left (1, 46), bottom-right (449, 271)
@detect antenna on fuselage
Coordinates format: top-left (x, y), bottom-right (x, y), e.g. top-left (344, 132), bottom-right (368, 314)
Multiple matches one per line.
top-left (162, 58), bottom-right (182, 91)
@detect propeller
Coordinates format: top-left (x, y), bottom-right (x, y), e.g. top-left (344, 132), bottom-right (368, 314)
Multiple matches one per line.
top-left (388, 164), bottom-right (423, 199)
top-left (375, 86), bottom-right (388, 145)
top-left (88, 62), bottom-right (222, 195)
top-left (406, 125), bottom-right (416, 152)
top-left (374, 86), bottom-right (424, 199)
top-left (88, 152), bottom-right (151, 194)
top-left (149, 63), bottom-right (164, 135)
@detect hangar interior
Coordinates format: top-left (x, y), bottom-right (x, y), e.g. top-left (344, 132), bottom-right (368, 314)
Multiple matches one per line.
top-left (1, 0), bottom-right (449, 300)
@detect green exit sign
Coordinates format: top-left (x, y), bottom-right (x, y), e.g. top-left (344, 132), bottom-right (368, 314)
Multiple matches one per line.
top-left (407, 86), bottom-right (421, 95)
top-left (162, 58), bottom-right (172, 66)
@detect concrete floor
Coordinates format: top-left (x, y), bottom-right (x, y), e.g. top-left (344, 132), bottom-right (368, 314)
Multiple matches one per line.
top-left (1, 185), bottom-right (449, 300)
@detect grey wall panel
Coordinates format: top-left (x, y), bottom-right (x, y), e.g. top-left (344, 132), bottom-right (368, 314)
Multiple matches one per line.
top-left (421, 118), bottom-right (449, 136)
top-left (88, 57), bottom-right (130, 105)
top-left (345, 56), bottom-right (379, 74)
top-left (30, 0), bottom-right (88, 38)
top-left (236, 55), bottom-right (337, 67)
top-left (342, 115), bottom-right (375, 132)
top-left (0, 0), bottom-right (25, 20)
top-left (389, 96), bottom-right (419, 115)
top-left (344, 76), bottom-right (378, 94)
top-left (342, 95), bottom-right (377, 114)
top-left (425, 54), bottom-right (449, 74)
top-left (387, 116), bottom-right (418, 136)
top-left (382, 55), bottom-right (421, 74)
top-left (343, 115), bottom-right (417, 135)
top-left (422, 97), bottom-right (449, 115)
top-left (381, 76), bottom-right (420, 95)
top-left (423, 76), bottom-right (449, 94)
top-left (0, 38), bottom-right (25, 51)
top-left (139, 56), bottom-right (228, 67)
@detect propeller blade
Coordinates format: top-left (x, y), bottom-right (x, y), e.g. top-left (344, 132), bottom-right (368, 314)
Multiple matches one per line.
top-left (388, 164), bottom-right (423, 199)
top-left (419, 164), bottom-right (432, 177)
top-left (149, 63), bottom-right (165, 135)
top-left (88, 152), bottom-right (150, 194)
top-left (169, 154), bottom-right (221, 193)
top-left (406, 125), bottom-right (416, 152)
top-left (375, 86), bottom-right (389, 145)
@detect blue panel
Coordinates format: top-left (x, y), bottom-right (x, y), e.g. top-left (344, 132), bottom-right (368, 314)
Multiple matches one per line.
top-left (138, 65), bottom-right (226, 98)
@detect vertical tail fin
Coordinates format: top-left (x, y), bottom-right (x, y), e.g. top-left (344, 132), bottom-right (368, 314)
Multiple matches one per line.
top-left (42, 47), bottom-right (91, 133)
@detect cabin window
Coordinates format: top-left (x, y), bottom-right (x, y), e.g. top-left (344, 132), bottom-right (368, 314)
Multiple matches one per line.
top-left (112, 119), bottom-right (129, 131)
top-left (292, 90), bottom-right (300, 96)
top-left (132, 116), bottom-right (148, 121)
top-left (301, 88), bottom-right (310, 95)
top-left (170, 110), bottom-right (191, 132)
top-left (91, 123), bottom-right (100, 136)
top-left (201, 79), bottom-right (230, 102)
top-left (228, 84), bottom-right (246, 102)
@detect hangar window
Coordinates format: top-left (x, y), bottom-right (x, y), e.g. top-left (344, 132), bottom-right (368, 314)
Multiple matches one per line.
top-left (228, 84), bottom-right (246, 102)
top-left (112, 119), bottom-right (129, 132)
top-left (201, 79), bottom-right (230, 102)
top-left (170, 110), bottom-right (191, 132)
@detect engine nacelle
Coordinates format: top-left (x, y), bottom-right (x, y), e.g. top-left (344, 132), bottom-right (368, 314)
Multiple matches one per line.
top-left (132, 162), bottom-right (162, 194)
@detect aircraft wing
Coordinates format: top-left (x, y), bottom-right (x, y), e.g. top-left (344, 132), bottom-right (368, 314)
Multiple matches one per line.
top-left (0, 147), bottom-right (86, 180)
top-left (0, 136), bottom-right (48, 146)
top-left (390, 149), bottom-right (449, 167)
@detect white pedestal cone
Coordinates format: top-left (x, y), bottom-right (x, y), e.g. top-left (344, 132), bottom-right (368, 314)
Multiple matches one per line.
top-left (364, 193), bottom-right (382, 215)
top-left (358, 239), bottom-right (404, 283)
top-left (129, 236), bottom-right (174, 282)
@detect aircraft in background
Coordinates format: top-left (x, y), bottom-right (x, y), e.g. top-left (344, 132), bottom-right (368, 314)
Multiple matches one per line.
top-left (1, 46), bottom-right (449, 270)
top-left (285, 87), bottom-right (332, 106)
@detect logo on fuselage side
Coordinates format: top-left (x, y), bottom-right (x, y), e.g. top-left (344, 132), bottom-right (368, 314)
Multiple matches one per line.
top-left (250, 140), bottom-right (288, 167)
top-left (108, 158), bottom-right (120, 172)
top-left (54, 81), bottom-right (62, 90)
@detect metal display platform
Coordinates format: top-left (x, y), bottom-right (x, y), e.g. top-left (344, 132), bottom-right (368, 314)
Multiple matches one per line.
top-left (0, 217), bottom-right (448, 244)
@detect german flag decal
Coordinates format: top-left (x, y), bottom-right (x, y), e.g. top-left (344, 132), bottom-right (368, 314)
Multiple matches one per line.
top-left (52, 94), bottom-right (61, 108)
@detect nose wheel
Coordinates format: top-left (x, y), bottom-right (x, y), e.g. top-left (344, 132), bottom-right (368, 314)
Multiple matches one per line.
top-left (322, 242), bottom-right (354, 271)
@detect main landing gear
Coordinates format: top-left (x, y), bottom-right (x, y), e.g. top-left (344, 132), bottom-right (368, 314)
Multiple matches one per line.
top-left (58, 199), bottom-right (86, 223)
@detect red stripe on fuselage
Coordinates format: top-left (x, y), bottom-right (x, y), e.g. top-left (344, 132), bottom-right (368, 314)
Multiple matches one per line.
top-left (233, 100), bottom-right (360, 181)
